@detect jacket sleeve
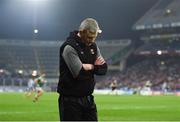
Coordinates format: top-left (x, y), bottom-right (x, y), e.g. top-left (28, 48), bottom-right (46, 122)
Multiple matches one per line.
top-left (94, 63), bottom-right (108, 75)
top-left (94, 44), bottom-right (108, 75)
top-left (62, 45), bottom-right (82, 78)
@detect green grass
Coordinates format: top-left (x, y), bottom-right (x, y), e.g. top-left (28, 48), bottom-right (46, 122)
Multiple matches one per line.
top-left (0, 92), bottom-right (180, 121)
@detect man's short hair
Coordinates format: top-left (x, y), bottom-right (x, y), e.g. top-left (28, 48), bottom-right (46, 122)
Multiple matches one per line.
top-left (79, 18), bottom-right (102, 33)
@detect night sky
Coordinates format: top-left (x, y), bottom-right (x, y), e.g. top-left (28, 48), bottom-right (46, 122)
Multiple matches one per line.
top-left (0, 0), bottom-right (157, 41)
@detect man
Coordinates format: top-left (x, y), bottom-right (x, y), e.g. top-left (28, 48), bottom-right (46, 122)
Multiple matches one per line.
top-left (33, 73), bottom-right (46, 102)
top-left (141, 80), bottom-right (152, 95)
top-left (161, 81), bottom-right (169, 94)
top-left (57, 18), bottom-right (107, 121)
top-left (25, 77), bottom-right (35, 97)
top-left (109, 79), bottom-right (118, 95)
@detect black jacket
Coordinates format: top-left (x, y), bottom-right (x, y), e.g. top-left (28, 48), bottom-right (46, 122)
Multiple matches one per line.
top-left (57, 31), bottom-right (107, 97)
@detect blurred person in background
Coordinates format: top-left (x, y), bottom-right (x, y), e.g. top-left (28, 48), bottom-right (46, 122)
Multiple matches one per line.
top-left (109, 79), bottom-right (118, 95)
top-left (33, 73), bottom-right (47, 102)
top-left (25, 76), bottom-right (35, 97)
top-left (161, 81), bottom-right (169, 94)
top-left (57, 18), bottom-right (107, 121)
top-left (141, 80), bottom-right (152, 95)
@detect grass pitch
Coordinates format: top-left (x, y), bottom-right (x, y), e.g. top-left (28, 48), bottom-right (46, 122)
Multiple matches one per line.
top-left (0, 92), bottom-right (180, 121)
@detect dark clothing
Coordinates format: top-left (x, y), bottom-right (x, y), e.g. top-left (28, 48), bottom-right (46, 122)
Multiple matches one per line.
top-left (58, 95), bottom-right (97, 121)
top-left (112, 87), bottom-right (117, 91)
top-left (58, 31), bottom-right (97, 97)
top-left (57, 31), bottom-right (107, 121)
top-left (57, 31), bottom-right (107, 97)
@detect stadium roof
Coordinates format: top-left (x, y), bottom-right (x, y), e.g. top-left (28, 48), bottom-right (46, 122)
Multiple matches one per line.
top-left (133, 0), bottom-right (180, 30)
top-left (0, 0), bottom-right (157, 41)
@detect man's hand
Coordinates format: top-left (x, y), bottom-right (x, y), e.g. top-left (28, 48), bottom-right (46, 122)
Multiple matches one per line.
top-left (82, 64), bottom-right (94, 71)
top-left (95, 56), bottom-right (105, 65)
top-left (82, 56), bottom-right (105, 71)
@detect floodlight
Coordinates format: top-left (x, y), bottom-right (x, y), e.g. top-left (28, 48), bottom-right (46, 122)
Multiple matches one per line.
top-left (18, 70), bottom-right (23, 74)
top-left (161, 61), bottom-right (165, 65)
top-left (157, 50), bottom-right (162, 55)
top-left (166, 9), bottom-right (171, 14)
top-left (0, 69), bottom-right (4, 73)
top-left (34, 29), bottom-right (38, 33)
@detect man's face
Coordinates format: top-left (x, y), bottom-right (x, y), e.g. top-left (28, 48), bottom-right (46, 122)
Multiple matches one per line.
top-left (80, 30), bottom-right (98, 46)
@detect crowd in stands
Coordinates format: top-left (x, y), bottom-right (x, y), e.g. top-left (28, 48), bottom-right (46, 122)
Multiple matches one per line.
top-left (0, 69), bottom-right (29, 86)
top-left (0, 68), bottom-right (56, 92)
top-left (96, 57), bottom-right (180, 92)
top-left (136, 40), bottom-right (180, 54)
top-left (1, 56), bottom-right (180, 93)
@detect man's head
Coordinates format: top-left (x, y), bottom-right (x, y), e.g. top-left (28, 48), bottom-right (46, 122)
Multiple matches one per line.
top-left (79, 18), bottom-right (102, 46)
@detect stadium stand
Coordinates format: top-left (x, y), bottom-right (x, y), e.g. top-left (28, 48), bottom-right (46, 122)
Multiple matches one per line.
top-left (1, 0), bottom-right (180, 95)
top-left (0, 39), bottom-right (131, 92)
top-left (92, 0), bottom-right (180, 94)
top-left (112, 0), bottom-right (180, 94)
top-left (133, 0), bottom-right (180, 30)
top-left (96, 57), bottom-right (180, 93)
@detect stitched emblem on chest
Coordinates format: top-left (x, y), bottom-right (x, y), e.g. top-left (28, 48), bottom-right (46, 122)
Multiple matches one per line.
top-left (80, 51), bottom-right (84, 54)
top-left (90, 49), bottom-right (95, 54)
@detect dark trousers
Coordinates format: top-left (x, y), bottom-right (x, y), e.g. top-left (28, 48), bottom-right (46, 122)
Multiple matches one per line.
top-left (58, 95), bottom-right (98, 121)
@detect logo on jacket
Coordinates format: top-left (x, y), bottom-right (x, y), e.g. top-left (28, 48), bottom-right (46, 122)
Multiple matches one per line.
top-left (90, 49), bottom-right (95, 54)
top-left (81, 51), bottom-right (84, 54)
